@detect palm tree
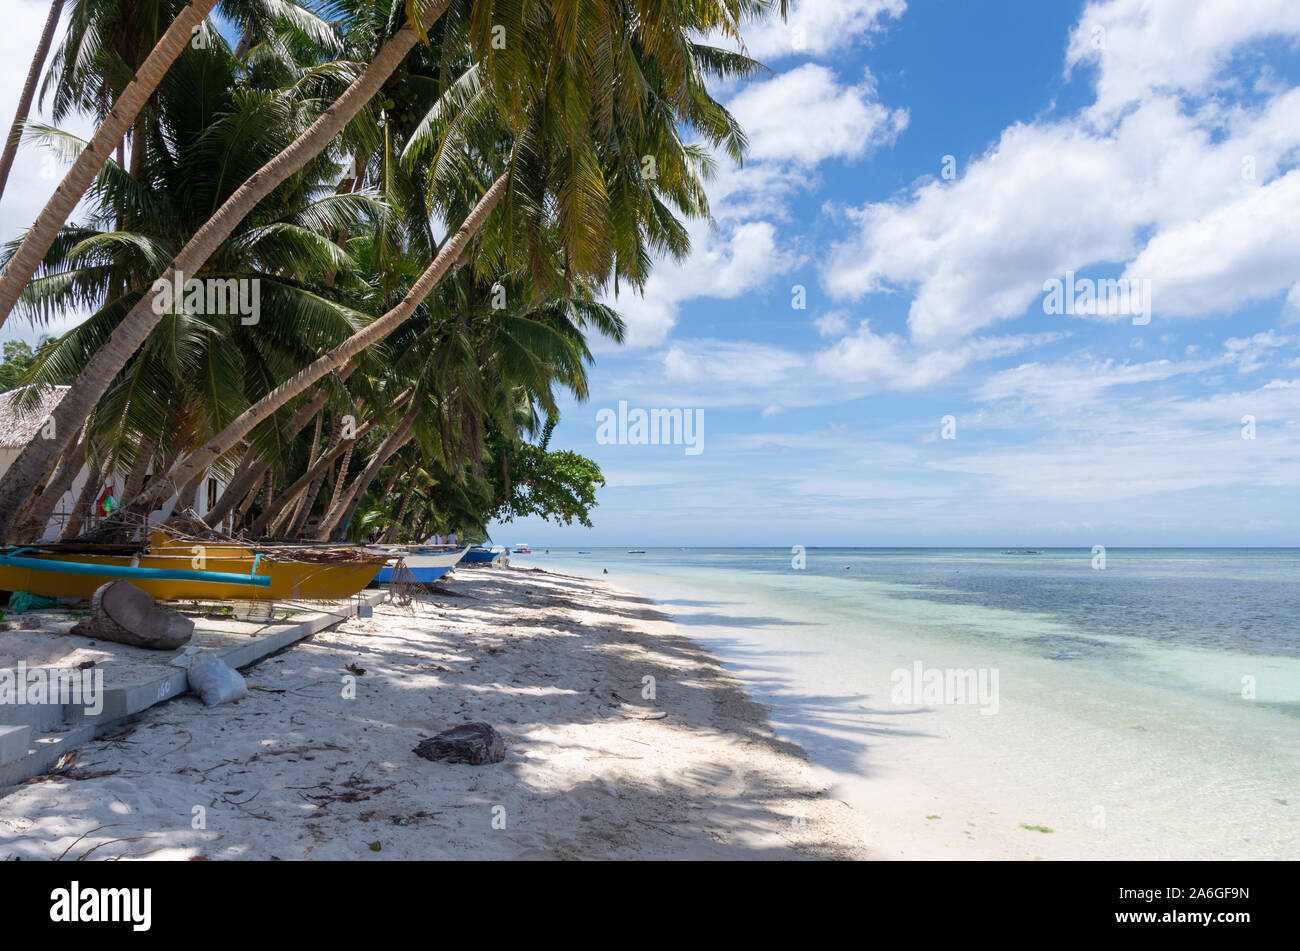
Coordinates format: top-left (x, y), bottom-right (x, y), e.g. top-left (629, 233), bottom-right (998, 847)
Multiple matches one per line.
top-left (0, 28), bottom-right (383, 542)
top-left (0, 0), bottom-right (458, 539)
top-left (116, 0), bottom-right (765, 530)
top-left (0, 0), bottom-right (65, 205)
top-left (0, 0), bottom-right (222, 328)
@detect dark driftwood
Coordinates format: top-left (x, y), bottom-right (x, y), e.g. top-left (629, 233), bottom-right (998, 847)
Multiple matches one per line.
top-left (70, 581), bottom-right (194, 649)
top-left (413, 722), bottom-right (506, 765)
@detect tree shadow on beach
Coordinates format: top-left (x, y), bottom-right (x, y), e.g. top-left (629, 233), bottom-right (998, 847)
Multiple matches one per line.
top-left (0, 567), bottom-right (938, 861)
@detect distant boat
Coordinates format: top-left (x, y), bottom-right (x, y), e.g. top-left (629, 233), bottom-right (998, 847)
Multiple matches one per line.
top-left (627, 549), bottom-right (646, 554)
top-left (577, 551), bottom-right (591, 554)
top-left (374, 546), bottom-right (469, 584)
top-left (1002, 549), bottom-right (1041, 555)
top-left (514, 543), bottom-right (531, 554)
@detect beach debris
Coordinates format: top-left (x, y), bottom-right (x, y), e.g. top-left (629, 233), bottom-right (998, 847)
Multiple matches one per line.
top-left (368, 841), bottom-right (382, 852)
top-left (345, 663), bottom-right (366, 676)
top-left (413, 722), bottom-right (506, 765)
top-left (186, 653), bottom-right (247, 707)
top-left (70, 581), bottom-right (194, 649)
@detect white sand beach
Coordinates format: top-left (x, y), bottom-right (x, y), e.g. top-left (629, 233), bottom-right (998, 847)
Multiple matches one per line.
top-left (0, 568), bottom-right (873, 860)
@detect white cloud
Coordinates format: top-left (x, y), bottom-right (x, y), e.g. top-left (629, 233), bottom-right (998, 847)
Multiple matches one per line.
top-left (1121, 170), bottom-right (1300, 316)
top-left (813, 310), bottom-right (849, 337)
top-left (823, 58), bottom-right (1300, 344)
top-left (741, 0), bottom-right (907, 62)
top-left (1066, 0), bottom-right (1300, 116)
top-left (812, 321), bottom-right (1062, 388)
top-left (727, 64), bottom-right (907, 165)
top-left (602, 220), bottom-right (797, 349)
top-left (662, 339), bottom-right (804, 386)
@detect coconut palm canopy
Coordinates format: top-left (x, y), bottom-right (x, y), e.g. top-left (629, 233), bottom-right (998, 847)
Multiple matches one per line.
top-left (0, 0), bottom-right (778, 544)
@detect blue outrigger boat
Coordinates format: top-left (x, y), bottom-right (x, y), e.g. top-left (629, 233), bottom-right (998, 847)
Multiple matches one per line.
top-left (460, 546), bottom-right (505, 564)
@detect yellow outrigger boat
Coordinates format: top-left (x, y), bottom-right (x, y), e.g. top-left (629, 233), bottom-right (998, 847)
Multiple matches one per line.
top-left (0, 531), bottom-right (388, 602)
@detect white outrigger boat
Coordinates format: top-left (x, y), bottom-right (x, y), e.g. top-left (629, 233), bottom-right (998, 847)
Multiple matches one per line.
top-left (372, 545), bottom-right (469, 584)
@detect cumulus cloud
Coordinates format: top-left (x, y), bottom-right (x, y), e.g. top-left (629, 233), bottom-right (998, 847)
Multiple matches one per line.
top-left (727, 64), bottom-right (908, 165)
top-left (821, 18), bottom-right (1300, 345)
top-left (1065, 0), bottom-right (1300, 116)
top-left (740, 0), bottom-right (907, 62)
top-left (603, 220), bottom-right (796, 350)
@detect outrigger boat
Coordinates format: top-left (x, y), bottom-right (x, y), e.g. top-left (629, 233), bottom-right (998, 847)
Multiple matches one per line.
top-left (0, 531), bottom-right (388, 602)
top-left (460, 545), bottom-right (504, 564)
top-left (373, 545), bottom-right (469, 585)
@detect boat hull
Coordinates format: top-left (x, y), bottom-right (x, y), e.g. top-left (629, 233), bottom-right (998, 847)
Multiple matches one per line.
top-left (373, 546), bottom-right (468, 585)
top-left (0, 546), bottom-right (384, 601)
top-left (459, 547), bottom-right (502, 564)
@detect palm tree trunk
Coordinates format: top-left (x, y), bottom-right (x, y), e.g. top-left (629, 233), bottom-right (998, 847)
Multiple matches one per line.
top-left (286, 420), bottom-right (340, 538)
top-left (0, 0), bottom-right (64, 205)
top-left (9, 432), bottom-right (84, 543)
top-left (279, 410), bottom-right (324, 532)
top-left (0, 1), bottom-right (453, 538)
top-left (130, 170), bottom-right (509, 524)
top-left (315, 404), bottom-right (419, 541)
top-left (58, 455), bottom-right (103, 541)
top-left (120, 437), bottom-right (155, 505)
top-left (245, 418), bottom-right (377, 538)
top-left (383, 479), bottom-right (417, 543)
top-left (0, 0), bottom-right (219, 328)
top-left (320, 444), bottom-right (354, 527)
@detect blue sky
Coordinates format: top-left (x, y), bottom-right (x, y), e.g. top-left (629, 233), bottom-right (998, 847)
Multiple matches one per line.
top-left (495, 0), bottom-right (1300, 547)
top-left (2, 1), bottom-right (1298, 547)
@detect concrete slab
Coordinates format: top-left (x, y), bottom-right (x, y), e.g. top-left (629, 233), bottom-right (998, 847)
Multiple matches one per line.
top-left (0, 725), bottom-right (30, 766)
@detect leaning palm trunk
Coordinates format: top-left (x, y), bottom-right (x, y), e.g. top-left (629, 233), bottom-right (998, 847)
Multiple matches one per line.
top-left (124, 171), bottom-right (509, 528)
top-left (119, 438), bottom-right (155, 505)
top-left (286, 424), bottom-right (340, 538)
top-left (58, 456), bottom-right (103, 540)
top-left (0, 1), bottom-right (454, 540)
top-left (0, 0), bottom-right (219, 327)
top-left (202, 368), bottom-right (355, 525)
top-left (0, 0), bottom-right (65, 205)
top-left (245, 418), bottom-right (377, 537)
top-left (320, 443), bottom-right (354, 526)
top-left (8, 433), bottom-right (84, 543)
top-left (382, 478), bottom-right (417, 543)
top-left (315, 403), bottom-right (419, 540)
top-left (277, 411), bottom-right (325, 534)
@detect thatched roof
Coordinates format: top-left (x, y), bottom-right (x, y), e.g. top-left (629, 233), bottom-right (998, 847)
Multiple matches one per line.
top-left (0, 385), bottom-right (69, 449)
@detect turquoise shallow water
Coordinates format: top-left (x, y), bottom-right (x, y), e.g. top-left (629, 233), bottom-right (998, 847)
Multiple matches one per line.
top-left (518, 547), bottom-right (1300, 858)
